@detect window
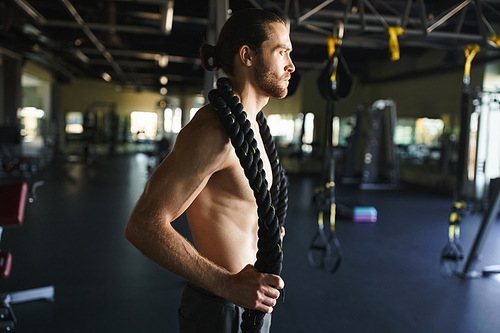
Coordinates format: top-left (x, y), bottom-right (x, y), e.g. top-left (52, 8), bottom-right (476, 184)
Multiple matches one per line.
top-left (395, 117), bottom-right (444, 164)
top-left (65, 112), bottom-right (84, 134)
top-left (131, 111), bottom-right (157, 141)
top-left (394, 118), bottom-right (415, 146)
top-left (164, 107), bottom-right (182, 133)
top-left (267, 114), bottom-right (295, 144)
top-left (332, 116), bottom-right (340, 146)
top-left (302, 112), bottom-right (315, 153)
top-left (19, 107), bottom-right (45, 142)
top-left (415, 118), bottom-right (444, 147)
top-left (190, 108), bottom-right (199, 120)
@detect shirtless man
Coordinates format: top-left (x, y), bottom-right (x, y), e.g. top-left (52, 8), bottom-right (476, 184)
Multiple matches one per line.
top-left (125, 8), bottom-right (294, 332)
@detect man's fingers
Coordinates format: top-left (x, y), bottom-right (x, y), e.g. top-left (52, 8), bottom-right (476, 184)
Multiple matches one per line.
top-left (256, 304), bottom-right (274, 314)
top-left (264, 274), bottom-right (285, 290)
top-left (229, 265), bottom-right (285, 312)
top-left (263, 286), bottom-right (280, 300)
top-left (256, 296), bottom-right (276, 313)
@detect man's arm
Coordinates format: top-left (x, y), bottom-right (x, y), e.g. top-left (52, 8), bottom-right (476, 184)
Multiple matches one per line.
top-left (124, 116), bottom-right (283, 313)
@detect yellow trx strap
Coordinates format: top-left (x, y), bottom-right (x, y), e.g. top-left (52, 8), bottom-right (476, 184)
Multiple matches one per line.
top-left (327, 36), bottom-right (339, 59)
top-left (330, 203), bottom-right (336, 232)
top-left (449, 201), bottom-right (466, 239)
top-left (318, 210), bottom-right (324, 227)
top-left (325, 181), bottom-right (336, 232)
top-left (464, 44), bottom-right (480, 77)
top-left (327, 36), bottom-right (340, 82)
top-left (388, 26), bottom-right (403, 61)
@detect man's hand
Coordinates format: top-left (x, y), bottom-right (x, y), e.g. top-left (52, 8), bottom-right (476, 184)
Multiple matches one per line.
top-left (221, 264), bottom-right (284, 313)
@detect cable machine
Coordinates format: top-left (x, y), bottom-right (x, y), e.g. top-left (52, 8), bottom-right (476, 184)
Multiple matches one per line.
top-left (341, 99), bottom-right (400, 190)
top-left (361, 99), bottom-right (400, 189)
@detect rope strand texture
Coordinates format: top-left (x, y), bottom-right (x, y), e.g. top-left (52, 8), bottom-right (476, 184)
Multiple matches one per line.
top-left (208, 77), bottom-right (288, 332)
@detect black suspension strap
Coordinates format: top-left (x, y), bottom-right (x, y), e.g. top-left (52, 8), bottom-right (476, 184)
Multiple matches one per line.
top-left (208, 77), bottom-right (288, 332)
top-left (309, 21), bottom-right (350, 274)
top-left (308, 100), bottom-right (343, 274)
top-left (440, 44), bottom-right (479, 277)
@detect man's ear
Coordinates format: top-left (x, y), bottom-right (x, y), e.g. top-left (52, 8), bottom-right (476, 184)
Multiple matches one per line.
top-left (238, 45), bottom-right (253, 67)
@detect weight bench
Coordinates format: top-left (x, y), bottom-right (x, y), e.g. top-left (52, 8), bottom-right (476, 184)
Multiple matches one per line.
top-left (0, 181), bottom-right (55, 331)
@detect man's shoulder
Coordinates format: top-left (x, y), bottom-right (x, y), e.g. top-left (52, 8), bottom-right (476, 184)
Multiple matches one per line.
top-left (180, 104), bottom-right (225, 140)
top-left (174, 104), bottom-right (232, 159)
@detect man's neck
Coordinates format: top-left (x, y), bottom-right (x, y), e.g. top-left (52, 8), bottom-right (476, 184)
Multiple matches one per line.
top-left (228, 77), bottom-right (269, 119)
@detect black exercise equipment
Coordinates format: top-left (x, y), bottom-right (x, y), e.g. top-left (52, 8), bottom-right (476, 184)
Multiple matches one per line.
top-left (0, 181), bottom-right (55, 331)
top-left (440, 44), bottom-right (480, 277)
top-left (316, 22), bottom-right (353, 102)
top-left (309, 21), bottom-right (353, 274)
top-left (342, 100), bottom-right (400, 190)
top-left (309, 169), bottom-right (343, 274)
top-left (360, 100), bottom-right (400, 190)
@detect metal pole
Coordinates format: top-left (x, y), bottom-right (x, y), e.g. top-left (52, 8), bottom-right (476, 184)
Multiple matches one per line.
top-left (298, 0), bottom-right (336, 24)
top-left (427, 0), bottom-right (471, 33)
top-left (462, 181), bottom-right (500, 277)
top-left (203, 0), bottom-right (228, 101)
top-left (474, 0), bottom-right (488, 39)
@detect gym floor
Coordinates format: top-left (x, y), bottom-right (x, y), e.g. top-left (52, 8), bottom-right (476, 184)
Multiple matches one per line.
top-left (2, 153), bottom-right (500, 333)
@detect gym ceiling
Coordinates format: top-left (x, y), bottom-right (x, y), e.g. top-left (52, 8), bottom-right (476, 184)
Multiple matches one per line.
top-left (1, 0), bottom-right (500, 93)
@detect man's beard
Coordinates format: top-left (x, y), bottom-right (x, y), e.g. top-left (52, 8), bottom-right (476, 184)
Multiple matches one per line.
top-left (253, 58), bottom-right (288, 99)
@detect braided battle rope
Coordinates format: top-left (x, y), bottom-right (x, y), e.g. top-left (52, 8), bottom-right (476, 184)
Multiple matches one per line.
top-left (208, 77), bottom-right (288, 332)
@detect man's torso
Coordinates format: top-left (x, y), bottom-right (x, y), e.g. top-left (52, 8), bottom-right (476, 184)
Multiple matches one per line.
top-left (185, 105), bottom-right (272, 273)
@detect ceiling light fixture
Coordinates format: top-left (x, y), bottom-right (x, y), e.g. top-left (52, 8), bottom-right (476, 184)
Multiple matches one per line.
top-left (160, 76), bottom-right (169, 85)
top-left (162, 0), bottom-right (175, 35)
top-left (102, 72), bottom-right (112, 82)
top-left (156, 54), bottom-right (169, 68)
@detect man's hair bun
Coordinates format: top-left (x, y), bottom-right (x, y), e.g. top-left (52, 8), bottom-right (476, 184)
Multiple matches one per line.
top-left (200, 42), bottom-right (219, 71)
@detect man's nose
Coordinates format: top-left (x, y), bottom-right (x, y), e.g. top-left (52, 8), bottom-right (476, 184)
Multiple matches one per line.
top-left (286, 56), bottom-right (295, 73)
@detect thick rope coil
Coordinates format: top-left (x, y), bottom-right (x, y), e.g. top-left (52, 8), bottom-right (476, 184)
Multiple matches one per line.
top-left (208, 77), bottom-right (288, 333)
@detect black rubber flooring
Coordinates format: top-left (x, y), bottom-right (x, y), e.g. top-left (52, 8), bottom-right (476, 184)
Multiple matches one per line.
top-left (2, 154), bottom-right (500, 332)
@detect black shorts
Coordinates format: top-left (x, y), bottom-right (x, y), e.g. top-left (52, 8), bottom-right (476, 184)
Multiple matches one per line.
top-left (178, 282), bottom-right (271, 333)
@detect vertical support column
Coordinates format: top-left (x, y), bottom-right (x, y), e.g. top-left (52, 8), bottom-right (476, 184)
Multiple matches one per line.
top-left (203, 0), bottom-right (228, 101)
top-left (417, 0), bottom-right (427, 34)
top-left (473, 0), bottom-right (487, 40)
top-left (1, 54), bottom-right (22, 127)
top-left (462, 179), bottom-right (500, 277)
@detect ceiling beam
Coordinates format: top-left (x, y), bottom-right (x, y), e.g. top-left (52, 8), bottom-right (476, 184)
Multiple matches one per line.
top-left (59, 0), bottom-right (125, 79)
top-left (42, 14), bottom-right (208, 35)
top-left (76, 48), bottom-right (200, 64)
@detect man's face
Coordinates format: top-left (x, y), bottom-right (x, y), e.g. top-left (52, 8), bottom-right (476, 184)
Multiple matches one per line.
top-left (253, 22), bottom-right (295, 99)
